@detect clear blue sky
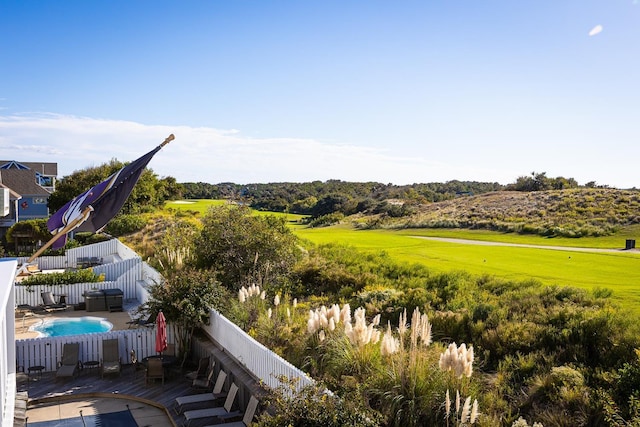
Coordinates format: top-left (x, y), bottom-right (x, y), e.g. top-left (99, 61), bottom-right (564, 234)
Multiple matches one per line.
top-left (1, 1), bottom-right (638, 188)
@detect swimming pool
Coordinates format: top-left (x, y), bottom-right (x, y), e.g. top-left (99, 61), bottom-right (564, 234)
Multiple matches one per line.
top-left (30, 317), bottom-right (113, 337)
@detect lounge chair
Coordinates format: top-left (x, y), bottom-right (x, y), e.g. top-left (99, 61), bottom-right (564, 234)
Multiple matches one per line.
top-left (56, 343), bottom-right (80, 379)
top-left (126, 313), bottom-right (155, 328)
top-left (185, 355), bottom-right (210, 380)
top-left (192, 367), bottom-right (215, 390)
top-left (145, 357), bottom-right (165, 385)
top-left (175, 369), bottom-right (228, 414)
top-left (26, 263), bottom-right (41, 274)
top-left (41, 291), bottom-right (67, 311)
top-left (203, 395), bottom-right (260, 427)
top-left (183, 382), bottom-right (239, 426)
top-left (101, 338), bottom-right (121, 379)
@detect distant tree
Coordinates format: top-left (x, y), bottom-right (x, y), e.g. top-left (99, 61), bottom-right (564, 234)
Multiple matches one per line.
top-left (311, 193), bottom-right (357, 217)
top-left (6, 219), bottom-right (52, 254)
top-left (509, 172), bottom-right (578, 192)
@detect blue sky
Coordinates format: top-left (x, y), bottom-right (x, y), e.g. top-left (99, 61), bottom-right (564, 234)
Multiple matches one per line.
top-left (1, 1), bottom-right (638, 188)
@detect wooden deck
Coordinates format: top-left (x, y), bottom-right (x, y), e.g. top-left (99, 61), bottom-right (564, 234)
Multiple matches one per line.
top-left (18, 362), bottom-right (204, 426)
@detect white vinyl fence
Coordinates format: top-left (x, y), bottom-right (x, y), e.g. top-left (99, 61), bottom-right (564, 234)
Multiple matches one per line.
top-left (15, 281), bottom-right (120, 307)
top-left (17, 239), bottom-right (132, 270)
top-left (202, 310), bottom-right (314, 394)
top-left (15, 327), bottom-right (175, 373)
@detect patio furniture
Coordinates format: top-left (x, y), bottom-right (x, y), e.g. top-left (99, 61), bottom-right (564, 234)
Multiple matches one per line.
top-left (84, 360), bottom-right (100, 376)
top-left (28, 365), bottom-right (45, 382)
top-left (205, 395), bottom-right (260, 427)
top-left (130, 349), bottom-right (145, 378)
top-left (41, 291), bottom-right (67, 311)
top-left (101, 338), bottom-right (121, 378)
top-left (127, 313), bottom-right (155, 328)
top-left (185, 355), bottom-right (210, 380)
top-left (145, 357), bottom-right (165, 385)
top-left (174, 369), bottom-right (227, 414)
top-left (183, 382), bottom-right (239, 426)
top-left (192, 367), bottom-right (215, 390)
top-left (56, 343), bottom-right (80, 380)
top-left (165, 343), bottom-right (176, 356)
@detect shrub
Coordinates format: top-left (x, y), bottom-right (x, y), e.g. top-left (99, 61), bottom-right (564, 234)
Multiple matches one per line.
top-left (18, 268), bottom-right (103, 287)
top-left (104, 214), bottom-right (147, 236)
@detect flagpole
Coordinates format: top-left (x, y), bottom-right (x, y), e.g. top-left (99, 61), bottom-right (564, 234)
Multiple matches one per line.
top-left (19, 134), bottom-right (175, 271)
top-left (25, 206), bottom-right (94, 264)
top-left (161, 134), bottom-right (175, 148)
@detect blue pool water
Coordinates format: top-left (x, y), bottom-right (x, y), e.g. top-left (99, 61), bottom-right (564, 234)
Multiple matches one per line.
top-left (31, 317), bottom-right (113, 337)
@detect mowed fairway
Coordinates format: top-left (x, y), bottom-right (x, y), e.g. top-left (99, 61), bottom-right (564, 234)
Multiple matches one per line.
top-left (295, 225), bottom-right (640, 313)
top-left (165, 200), bottom-right (640, 313)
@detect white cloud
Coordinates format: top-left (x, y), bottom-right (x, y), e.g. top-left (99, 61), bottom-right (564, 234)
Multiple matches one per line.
top-left (0, 113), bottom-right (466, 185)
top-left (589, 24), bottom-right (603, 36)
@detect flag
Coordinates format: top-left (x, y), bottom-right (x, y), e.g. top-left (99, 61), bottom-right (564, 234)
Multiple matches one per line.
top-left (46, 135), bottom-right (174, 249)
top-left (155, 310), bottom-right (168, 354)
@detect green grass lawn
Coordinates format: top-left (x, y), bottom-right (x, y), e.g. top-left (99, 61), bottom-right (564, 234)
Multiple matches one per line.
top-left (164, 199), bottom-right (307, 222)
top-left (166, 200), bottom-right (640, 313)
top-left (295, 225), bottom-right (640, 313)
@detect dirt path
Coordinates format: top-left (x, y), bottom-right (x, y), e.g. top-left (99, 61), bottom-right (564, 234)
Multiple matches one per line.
top-left (410, 236), bottom-right (640, 254)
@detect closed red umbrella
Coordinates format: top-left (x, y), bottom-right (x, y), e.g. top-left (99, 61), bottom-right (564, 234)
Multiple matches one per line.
top-left (155, 311), bottom-right (167, 355)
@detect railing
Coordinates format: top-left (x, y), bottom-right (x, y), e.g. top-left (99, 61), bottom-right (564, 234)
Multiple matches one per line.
top-left (17, 240), bottom-right (125, 270)
top-left (15, 281), bottom-right (119, 307)
top-left (15, 327), bottom-right (174, 373)
top-left (202, 310), bottom-right (314, 395)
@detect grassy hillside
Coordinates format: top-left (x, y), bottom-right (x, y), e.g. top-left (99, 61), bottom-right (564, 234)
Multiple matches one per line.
top-left (379, 188), bottom-right (640, 238)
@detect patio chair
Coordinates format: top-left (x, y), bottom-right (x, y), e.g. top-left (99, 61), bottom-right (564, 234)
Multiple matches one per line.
top-left (145, 357), bottom-right (165, 385)
top-left (204, 395), bottom-right (260, 427)
top-left (101, 338), bottom-right (121, 379)
top-left (41, 291), bottom-right (67, 311)
top-left (130, 349), bottom-right (145, 378)
top-left (174, 370), bottom-right (228, 414)
top-left (191, 367), bottom-right (215, 390)
top-left (183, 382), bottom-right (239, 426)
top-left (56, 342), bottom-right (80, 379)
top-left (165, 343), bottom-right (176, 356)
top-left (126, 313), bottom-right (155, 328)
top-left (185, 355), bottom-right (210, 380)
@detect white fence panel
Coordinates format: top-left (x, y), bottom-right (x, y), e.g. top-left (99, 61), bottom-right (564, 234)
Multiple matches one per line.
top-left (16, 326), bottom-right (174, 373)
top-left (116, 242), bottom-right (140, 261)
top-left (67, 240), bottom-right (120, 265)
top-left (15, 256), bottom-right (67, 270)
top-left (14, 281), bottom-right (122, 307)
top-left (92, 257), bottom-right (141, 282)
top-left (142, 262), bottom-right (164, 286)
top-left (203, 310), bottom-right (313, 394)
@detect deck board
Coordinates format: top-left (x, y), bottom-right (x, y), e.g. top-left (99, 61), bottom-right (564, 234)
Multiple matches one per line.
top-left (18, 363), bottom-right (207, 425)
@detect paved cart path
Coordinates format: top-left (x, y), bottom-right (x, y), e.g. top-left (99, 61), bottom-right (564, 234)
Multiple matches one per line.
top-left (410, 236), bottom-right (640, 254)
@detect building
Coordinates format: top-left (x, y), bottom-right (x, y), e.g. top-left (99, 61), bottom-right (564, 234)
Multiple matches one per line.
top-left (0, 161), bottom-right (57, 240)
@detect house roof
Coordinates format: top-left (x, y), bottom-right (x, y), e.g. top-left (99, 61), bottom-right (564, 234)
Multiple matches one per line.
top-left (0, 161), bottom-right (57, 196)
top-left (0, 183), bottom-right (21, 199)
top-left (0, 161), bottom-right (57, 175)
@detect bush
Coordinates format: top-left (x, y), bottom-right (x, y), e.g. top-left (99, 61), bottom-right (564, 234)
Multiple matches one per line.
top-left (257, 380), bottom-right (382, 427)
top-left (104, 214), bottom-right (147, 236)
top-left (18, 268), bottom-right (103, 287)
